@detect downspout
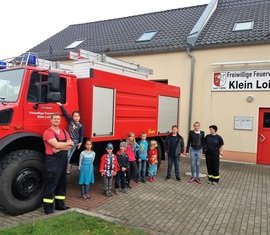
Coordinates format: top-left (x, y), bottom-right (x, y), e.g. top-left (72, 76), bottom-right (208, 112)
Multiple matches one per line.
top-left (186, 46), bottom-right (195, 131)
top-left (185, 0), bottom-right (218, 133)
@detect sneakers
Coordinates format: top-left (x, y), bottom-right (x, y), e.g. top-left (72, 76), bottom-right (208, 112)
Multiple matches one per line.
top-left (188, 178), bottom-right (202, 184)
top-left (105, 191), bottom-right (112, 197)
top-left (188, 178), bottom-right (195, 183)
top-left (113, 189), bottom-right (119, 195)
top-left (176, 177), bottom-right (181, 181)
top-left (127, 183), bottom-right (132, 189)
top-left (165, 176), bottom-right (182, 181)
top-left (141, 179), bottom-right (146, 183)
top-left (121, 188), bottom-right (128, 194)
top-left (208, 181), bottom-right (218, 185)
top-left (195, 178), bottom-right (202, 184)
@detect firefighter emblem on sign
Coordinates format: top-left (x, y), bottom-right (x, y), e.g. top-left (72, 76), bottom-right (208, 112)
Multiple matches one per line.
top-left (213, 72), bottom-right (226, 87)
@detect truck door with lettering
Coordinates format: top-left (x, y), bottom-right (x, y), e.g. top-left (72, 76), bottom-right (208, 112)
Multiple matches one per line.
top-left (23, 71), bottom-right (66, 135)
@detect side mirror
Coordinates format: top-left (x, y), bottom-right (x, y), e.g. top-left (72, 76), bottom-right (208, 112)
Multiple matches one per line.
top-left (48, 72), bottom-right (60, 91)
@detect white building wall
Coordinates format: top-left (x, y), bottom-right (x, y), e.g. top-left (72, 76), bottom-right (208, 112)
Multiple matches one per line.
top-left (116, 43), bottom-right (270, 163)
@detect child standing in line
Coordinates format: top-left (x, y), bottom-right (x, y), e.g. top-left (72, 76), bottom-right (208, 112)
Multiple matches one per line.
top-left (99, 143), bottom-right (119, 197)
top-left (114, 142), bottom-right (130, 194)
top-left (138, 132), bottom-right (149, 183)
top-left (57, 102), bottom-right (84, 174)
top-left (78, 139), bottom-right (95, 199)
top-left (125, 132), bottom-right (140, 187)
top-left (148, 140), bottom-right (158, 182)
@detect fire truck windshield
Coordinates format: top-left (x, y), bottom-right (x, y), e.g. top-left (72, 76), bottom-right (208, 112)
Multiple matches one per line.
top-left (0, 69), bottom-right (24, 102)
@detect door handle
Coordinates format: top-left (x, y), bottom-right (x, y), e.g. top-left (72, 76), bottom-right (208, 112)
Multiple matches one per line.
top-left (259, 133), bottom-right (266, 143)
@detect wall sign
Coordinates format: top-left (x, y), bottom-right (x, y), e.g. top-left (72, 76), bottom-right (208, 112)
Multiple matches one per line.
top-left (234, 116), bottom-right (253, 130)
top-left (212, 70), bottom-right (270, 91)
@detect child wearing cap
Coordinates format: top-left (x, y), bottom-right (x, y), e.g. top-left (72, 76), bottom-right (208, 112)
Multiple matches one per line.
top-left (99, 143), bottom-right (119, 197)
top-left (148, 140), bottom-right (158, 182)
top-left (114, 142), bottom-right (130, 194)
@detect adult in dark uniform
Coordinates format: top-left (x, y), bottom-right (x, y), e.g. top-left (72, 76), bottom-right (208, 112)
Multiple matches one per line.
top-left (204, 125), bottom-right (224, 185)
top-left (42, 113), bottom-right (74, 214)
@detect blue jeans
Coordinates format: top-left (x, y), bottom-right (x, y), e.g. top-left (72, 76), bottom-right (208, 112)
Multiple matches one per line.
top-left (190, 147), bottom-right (202, 178)
top-left (138, 160), bottom-right (147, 180)
top-left (68, 140), bottom-right (79, 162)
top-left (80, 184), bottom-right (90, 196)
top-left (167, 156), bottom-right (180, 178)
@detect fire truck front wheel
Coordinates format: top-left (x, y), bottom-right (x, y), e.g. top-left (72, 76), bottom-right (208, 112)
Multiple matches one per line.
top-left (0, 150), bottom-right (44, 215)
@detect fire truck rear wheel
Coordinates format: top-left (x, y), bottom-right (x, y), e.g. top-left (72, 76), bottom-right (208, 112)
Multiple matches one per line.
top-left (0, 150), bottom-right (44, 215)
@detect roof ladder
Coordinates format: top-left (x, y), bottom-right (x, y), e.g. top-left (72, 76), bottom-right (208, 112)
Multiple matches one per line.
top-left (69, 49), bottom-right (153, 78)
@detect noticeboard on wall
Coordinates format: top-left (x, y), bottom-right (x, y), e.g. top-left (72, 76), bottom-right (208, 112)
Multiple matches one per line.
top-left (234, 116), bottom-right (253, 130)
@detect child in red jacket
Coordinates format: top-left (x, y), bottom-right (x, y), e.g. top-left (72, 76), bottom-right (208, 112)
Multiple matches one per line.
top-left (148, 140), bottom-right (158, 182)
top-left (99, 143), bottom-right (119, 197)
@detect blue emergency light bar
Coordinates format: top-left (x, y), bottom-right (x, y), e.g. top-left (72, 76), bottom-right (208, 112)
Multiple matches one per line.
top-left (22, 53), bottom-right (38, 66)
top-left (0, 61), bottom-right (7, 69)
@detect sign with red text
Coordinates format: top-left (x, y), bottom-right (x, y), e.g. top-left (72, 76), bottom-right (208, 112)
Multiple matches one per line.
top-left (212, 70), bottom-right (270, 91)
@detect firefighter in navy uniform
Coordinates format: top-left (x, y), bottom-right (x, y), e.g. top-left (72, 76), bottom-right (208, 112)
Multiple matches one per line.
top-left (204, 125), bottom-right (224, 185)
top-left (42, 113), bottom-right (74, 214)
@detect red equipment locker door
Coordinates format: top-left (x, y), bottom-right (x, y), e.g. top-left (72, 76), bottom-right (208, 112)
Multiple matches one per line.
top-left (257, 108), bottom-right (270, 164)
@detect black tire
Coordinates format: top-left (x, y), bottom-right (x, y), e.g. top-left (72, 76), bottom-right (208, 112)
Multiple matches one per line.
top-left (0, 150), bottom-right (44, 215)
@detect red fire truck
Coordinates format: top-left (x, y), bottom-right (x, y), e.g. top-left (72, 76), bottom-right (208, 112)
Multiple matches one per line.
top-left (0, 50), bottom-right (180, 215)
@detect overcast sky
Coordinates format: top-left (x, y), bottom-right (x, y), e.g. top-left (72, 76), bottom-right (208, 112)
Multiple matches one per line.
top-left (1, 0), bottom-right (209, 60)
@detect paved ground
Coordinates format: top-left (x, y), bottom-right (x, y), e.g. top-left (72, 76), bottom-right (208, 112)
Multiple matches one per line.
top-left (1, 157), bottom-right (270, 235)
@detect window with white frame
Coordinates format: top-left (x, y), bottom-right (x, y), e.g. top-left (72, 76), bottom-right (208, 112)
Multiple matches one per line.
top-left (65, 39), bottom-right (85, 49)
top-left (136, 31), bottom-right (157, 42)
top-left (233, 21), bottom-right (254, 31)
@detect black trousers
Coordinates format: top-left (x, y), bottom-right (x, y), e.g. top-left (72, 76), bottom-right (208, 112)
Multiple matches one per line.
top-left (205, 151), bottom-right (220, 183)
top-left (43, 151), bottom-right (68, 207)
top-left (126, 161), bottom-right (138, 184)
top-left (115, 171), bottom-right (127, 189)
